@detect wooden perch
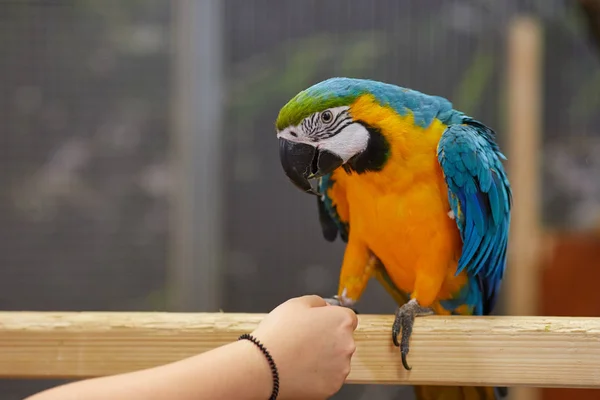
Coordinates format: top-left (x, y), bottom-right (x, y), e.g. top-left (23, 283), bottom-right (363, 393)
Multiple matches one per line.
top-left (1, 312), bottom-right (600, 388)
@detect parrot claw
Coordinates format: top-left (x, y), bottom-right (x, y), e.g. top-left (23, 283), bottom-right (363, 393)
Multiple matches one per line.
top-left (391, 298), bottom-right (434, 371)
top-left (324, 296), bottom-right (341, 306)
top-left (324, 295), bottom-right (359, 314)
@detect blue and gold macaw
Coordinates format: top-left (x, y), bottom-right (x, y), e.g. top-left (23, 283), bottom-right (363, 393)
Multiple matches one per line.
top-left (276, 78), bottom-right (512, 399)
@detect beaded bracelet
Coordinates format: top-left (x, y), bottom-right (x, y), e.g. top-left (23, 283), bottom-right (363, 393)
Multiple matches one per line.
top-left (238, 333), bottom-right (280, 400)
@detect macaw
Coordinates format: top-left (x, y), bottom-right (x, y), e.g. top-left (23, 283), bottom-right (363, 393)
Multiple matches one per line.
top-left (276, 77), bottom-right (512, 399)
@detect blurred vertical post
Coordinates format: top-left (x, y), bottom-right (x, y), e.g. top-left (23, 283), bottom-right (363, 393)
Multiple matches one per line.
top-left (505, 15), bottom-right (543, 400)
top-left (167, 0), bottom-right (224, 311)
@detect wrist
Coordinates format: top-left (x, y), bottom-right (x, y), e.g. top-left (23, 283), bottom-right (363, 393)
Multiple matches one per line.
top-left (235, 337), bottom-right (278, 399)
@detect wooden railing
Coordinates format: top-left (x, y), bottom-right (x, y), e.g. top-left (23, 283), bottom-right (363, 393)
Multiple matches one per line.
top-left (1, 312), bottom-right (599, 388)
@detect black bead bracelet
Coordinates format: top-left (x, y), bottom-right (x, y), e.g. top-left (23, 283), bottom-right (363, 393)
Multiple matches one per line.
top-left (238, 333), bottom-right (280, 400)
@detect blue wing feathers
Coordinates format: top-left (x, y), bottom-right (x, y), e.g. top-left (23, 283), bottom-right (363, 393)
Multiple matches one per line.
top-left (317, 174), bottom-right (349, 243)
top-left (437, 117), bottom-right (512, 315)
top-left (316, 193), bottom-right (339, 242)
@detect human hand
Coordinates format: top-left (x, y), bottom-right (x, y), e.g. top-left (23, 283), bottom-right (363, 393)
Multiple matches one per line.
top-left (251, 295), bottom-right (358, 400)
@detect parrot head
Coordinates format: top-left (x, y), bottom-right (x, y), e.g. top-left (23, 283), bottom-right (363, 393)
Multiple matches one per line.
top-left (275, 77), bottom-right (390, 195)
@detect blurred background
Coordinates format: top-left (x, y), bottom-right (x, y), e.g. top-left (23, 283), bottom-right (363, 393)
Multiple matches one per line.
top-left (1, 0), bottom-right (600, 399)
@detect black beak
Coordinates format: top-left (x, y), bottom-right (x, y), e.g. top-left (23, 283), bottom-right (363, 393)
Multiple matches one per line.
top-left (279, 138), bottom-right (344, 196)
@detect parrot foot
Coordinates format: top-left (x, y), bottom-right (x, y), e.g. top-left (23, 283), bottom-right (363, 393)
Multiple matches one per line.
top-left (391, 298), bottom-right (434, 371)
top-left (324, 292), bottom-right (359, 314)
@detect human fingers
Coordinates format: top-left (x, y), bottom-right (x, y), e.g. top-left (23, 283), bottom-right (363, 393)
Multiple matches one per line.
top-left (343, 307), bottom-right (359, 330)
top-left (324, 305), bottom-right (359, 330)
top-left (293, 294), bottom-right (328, 308)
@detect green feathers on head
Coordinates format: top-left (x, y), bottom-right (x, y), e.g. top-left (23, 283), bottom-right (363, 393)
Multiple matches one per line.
top-left (276, 91), bottom-right (356, 131)
top-left (276, 77), bottom-right (463, 132)
top-left (275, 78), bottom-right (364, 131)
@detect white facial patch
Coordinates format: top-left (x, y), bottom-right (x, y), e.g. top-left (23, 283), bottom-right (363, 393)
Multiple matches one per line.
top-left (277, 126), bottom-right (313, 145)
top-left (317, 123), bottom-right (369, 162)
top-left (276, 106), bottom-right (369, 163)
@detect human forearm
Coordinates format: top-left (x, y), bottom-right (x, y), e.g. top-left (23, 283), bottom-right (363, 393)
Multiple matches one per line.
top-left (26, 295), bottom-right (358, 400)
top-left (25, 339), bottom-right (274, 400)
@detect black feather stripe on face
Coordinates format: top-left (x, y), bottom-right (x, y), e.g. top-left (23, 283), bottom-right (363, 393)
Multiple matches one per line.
top-left (327, 111), bottom-right (353, 138)
top-left (302, 109), bottom-right (352, 141)
top-left (323, 110), bottom-right (350, 134)
top-left (345, 121), bottom-right (390, 174)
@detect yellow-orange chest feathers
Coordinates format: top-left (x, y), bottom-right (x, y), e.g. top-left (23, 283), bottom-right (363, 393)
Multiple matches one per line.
top-left (329, 94), bottom-right (466, 303)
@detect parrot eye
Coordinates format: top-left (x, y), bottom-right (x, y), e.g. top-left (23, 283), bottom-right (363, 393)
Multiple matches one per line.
top-left (320, 110), bottom-right (333, 124)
